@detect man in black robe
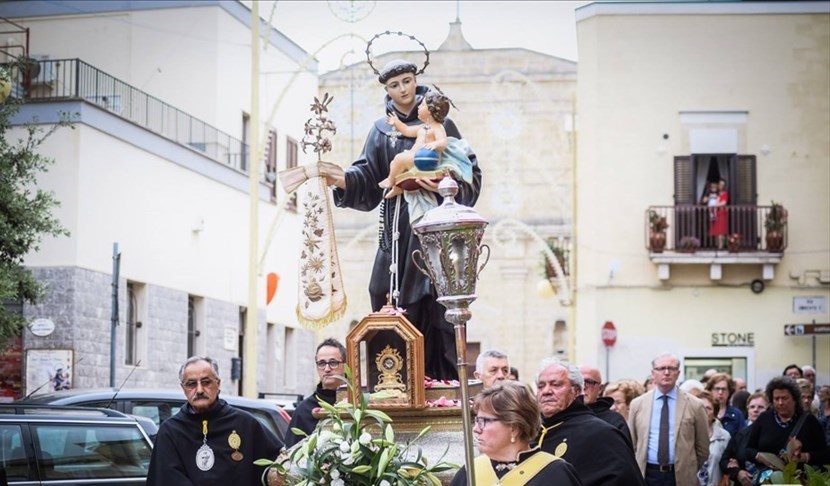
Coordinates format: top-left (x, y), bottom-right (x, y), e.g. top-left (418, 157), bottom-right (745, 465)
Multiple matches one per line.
top-left (533, 358), bottom-right (645, 486)
top-left (324, 60), bottom-right (482, 381)
top-left (147, 357), bottom-right (282, 485)
top-left (580, 363), bottom-right (633, 447)
top-left (284, 338), bottom-right (345, 448)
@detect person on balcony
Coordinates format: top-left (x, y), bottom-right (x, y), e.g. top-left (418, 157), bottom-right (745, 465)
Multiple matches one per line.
top-left (709, 179), bottom-right (729, 250)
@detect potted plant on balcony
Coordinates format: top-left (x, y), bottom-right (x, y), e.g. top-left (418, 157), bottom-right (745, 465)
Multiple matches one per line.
top-left (648, 210), bottom-right (668, 253)
top-left (541, 240), bottom-right (568, 280)
top-left (765, 201), bottom-right (787, 252)
top-left (677, 236), bottom-right (701, 253)
top-left (727, 233), bottom-right (742, 253)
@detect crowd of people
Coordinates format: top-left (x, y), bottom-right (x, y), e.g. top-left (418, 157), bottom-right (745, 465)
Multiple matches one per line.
top-left (145, 350), bottom-right (828, 485)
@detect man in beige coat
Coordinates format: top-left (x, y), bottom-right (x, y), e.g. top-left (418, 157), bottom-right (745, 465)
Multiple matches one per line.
top-left (629, 352), bottom-right (709, 486)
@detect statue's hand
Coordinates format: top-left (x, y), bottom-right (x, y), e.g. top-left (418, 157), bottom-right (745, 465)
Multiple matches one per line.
top-left (386, 112), bottom-right (399, 126)
top-left (319, 162), bottom-right (346, 190)
top-left (414, 177), bottom-right (439, 193)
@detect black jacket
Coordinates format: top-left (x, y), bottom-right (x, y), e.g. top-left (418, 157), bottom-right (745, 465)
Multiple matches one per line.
top-left (534, 400), bottom-right (645, 486)
top-left (283, 383), bottom-right (337, 448)
top-left (147, 399), bottom-right (282, 486)
top-left (585, 396), bottom-right (634, 449)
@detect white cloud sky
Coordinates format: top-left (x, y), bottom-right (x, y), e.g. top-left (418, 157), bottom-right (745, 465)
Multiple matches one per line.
top-left (256, 1), bottom-right (591, 73)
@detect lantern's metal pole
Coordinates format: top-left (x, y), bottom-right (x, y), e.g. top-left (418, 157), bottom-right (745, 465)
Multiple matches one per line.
top-left (444, 301), bottom-right (476, 486)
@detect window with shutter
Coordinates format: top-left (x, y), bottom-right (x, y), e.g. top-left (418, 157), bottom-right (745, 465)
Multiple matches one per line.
top-left (672, 153), bottom-right (758, 249)
top-left (730, 155), bottom-right (758, 248)
top-left (674, 156), bottom-right (694, 205)
top-left (286, 137), bottom-right (298, 212)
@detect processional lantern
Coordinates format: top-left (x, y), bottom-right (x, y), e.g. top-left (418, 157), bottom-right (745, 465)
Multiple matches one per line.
top-left (411, 175), bottom-right (490, 486)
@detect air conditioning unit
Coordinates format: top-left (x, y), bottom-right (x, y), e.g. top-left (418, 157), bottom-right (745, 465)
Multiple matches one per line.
top-left (30, 55), bottom-right (55, 86)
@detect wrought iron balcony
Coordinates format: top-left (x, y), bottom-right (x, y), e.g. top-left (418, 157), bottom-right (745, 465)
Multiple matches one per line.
top-left (644, 204), bottom-right (787, 281)
top-left (7, 58), bottom-right (261, 178)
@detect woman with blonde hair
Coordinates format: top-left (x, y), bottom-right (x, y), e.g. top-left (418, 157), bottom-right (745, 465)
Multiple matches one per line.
top-left (451, 381), bottom-right (582, 485)
top-left (603, 379), bottom-right (644, 423)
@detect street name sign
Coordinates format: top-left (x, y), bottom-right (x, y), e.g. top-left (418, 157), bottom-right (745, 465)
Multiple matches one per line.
top-left (792, 296), bottom-right (827, 314)
top-left (784, 323), bottom-right (830, 336)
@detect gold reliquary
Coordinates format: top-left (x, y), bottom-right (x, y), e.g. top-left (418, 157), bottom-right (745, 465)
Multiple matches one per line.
top-left (344, 305), bottom-right (426, 410)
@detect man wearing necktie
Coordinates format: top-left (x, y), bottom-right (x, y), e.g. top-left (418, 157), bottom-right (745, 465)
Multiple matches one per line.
top-left (628, 352), bottom-right (709, 485)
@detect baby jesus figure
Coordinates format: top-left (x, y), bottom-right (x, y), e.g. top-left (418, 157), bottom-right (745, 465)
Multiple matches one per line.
top-left (379, 90), bottom-right (453, 198)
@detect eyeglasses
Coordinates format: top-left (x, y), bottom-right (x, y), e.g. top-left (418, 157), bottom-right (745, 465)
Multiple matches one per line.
top-left (473, 416), bottom-right (500, 429)
top-left (583, 379), bottom-right (601, 387)
top-left (653, 366), bottom-right (679, 373)
top-left (182, 378), bottom-right (217, 390)
top-left (712, 386), bottom-right (729, 392)
top-left (316, 359), bottom-right (344, 369)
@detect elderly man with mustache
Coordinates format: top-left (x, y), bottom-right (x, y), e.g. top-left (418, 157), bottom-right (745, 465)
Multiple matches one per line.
top-left (533, 357), bottom-right (644, 486)
top-left (147, 356), bottom-right (282, 485)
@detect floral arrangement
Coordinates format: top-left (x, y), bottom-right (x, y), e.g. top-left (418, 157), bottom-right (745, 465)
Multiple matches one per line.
top-left (765, 201), bottom-right (788, 233)
top-left (257, 368), bottom-right (457, 486)
top-left (678, 236), bottom-right (701, 251)
top-left (648, 210), bottom-right (668, 233)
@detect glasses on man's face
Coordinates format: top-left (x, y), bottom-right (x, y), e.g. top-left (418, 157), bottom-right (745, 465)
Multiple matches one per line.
top-left (653, 366), bottom-right (679, 373)
top-left (316, 359), bottom-right (344, 370)
top-left (583, 379), bottom-right (601, 387)
top-left (182, 378), bottom-right (217, 390)
top-left (712, 386), bottom-right (729, 393)
top-left (473, 416), bottom-right (500, 430)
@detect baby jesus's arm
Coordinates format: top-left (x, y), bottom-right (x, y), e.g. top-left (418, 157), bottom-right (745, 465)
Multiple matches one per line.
top-left (387, 112), bottom-right (424, 139)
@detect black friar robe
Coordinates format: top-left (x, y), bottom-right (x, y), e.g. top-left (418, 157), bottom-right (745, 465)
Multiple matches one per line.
top-left (283, 383), bottom-right (336, 448)
top-left (147, 398), bottom-right (282, 486)
top-left (333, 85), bottom-right (482, 381)
top-left (534, 400), bottom-right (645, 486)
top-left (585, 395), bottom-right (634, 448)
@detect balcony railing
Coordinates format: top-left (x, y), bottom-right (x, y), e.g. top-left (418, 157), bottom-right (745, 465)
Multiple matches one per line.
top-left (645, 205), bottom-right (788, 253)
top-left (8, 58), bottom-right (263, 178)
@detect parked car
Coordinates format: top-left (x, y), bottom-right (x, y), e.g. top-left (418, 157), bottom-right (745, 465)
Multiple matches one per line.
top-left (19, 388), bottom-right (290, 443)
top-left (0, 404), bottom-right (153, 485)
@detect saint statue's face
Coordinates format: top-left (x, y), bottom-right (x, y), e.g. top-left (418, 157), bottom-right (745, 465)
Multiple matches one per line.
top-left (384, 73), bottom-right (417, 114)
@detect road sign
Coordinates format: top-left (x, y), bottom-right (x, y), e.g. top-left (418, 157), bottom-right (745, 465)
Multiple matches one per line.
top-left (793, 296), bottom-right (827, 314)
top-left (602, 321), bottom-right (617, 347)
top-left (784, 323), bottom-right (830, 336)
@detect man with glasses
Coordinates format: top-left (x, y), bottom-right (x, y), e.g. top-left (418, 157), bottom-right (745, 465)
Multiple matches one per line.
top-left (534, 357), bottom-right (644, 485)
top-left (284, 338), bottom-right (346, 448)
top-left (148, 356), bottom-right (282, 485)
top-left (580, 364), bottom-right (632, 447)
top-left (628, 352), bottom-right (709, 486)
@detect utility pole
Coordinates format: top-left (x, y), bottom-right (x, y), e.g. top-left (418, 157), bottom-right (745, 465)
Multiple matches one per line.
top-left (110, 242), bottom-right (120, 387)
top-left (244, 2), bottom-right (261, 398)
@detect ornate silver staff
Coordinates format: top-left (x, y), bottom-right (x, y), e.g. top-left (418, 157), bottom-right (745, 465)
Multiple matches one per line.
top-left (411, 176), bottom-right (490, 486)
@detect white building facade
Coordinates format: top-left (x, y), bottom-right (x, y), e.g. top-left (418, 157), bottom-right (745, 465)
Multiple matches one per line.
top-left (2, 0), bottom-right (319, 398)
top-left (574, 1), bottom-right (830, 389)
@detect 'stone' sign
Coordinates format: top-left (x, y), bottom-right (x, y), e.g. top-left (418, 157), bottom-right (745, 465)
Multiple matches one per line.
top-left (711, 332), bottom-right (755, 347)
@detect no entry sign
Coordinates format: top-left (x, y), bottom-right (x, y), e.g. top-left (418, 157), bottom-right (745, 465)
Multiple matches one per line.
top-left (602, 321), bottom-right (617, 347)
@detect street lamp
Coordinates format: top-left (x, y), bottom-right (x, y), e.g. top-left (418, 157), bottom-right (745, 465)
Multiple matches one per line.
top-left (411, 176), bottom-right (490, 486)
